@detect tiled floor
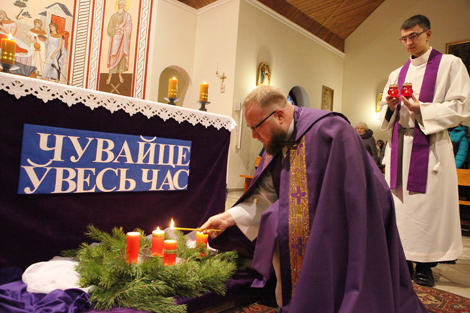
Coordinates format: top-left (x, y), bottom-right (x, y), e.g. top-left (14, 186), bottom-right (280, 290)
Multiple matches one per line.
top-left (434, 235), bottom-right (470, 298)
top-left (225, 190), bottom-right (470, 299)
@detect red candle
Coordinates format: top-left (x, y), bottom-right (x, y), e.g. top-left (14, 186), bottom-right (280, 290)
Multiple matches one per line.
top-left (196, 231), bottom-right (208, 256)
top-left (151, 227), bottom-right (164, 257)
top-left (163, 239), bottom-right (177, 266)
top-left (196, 231), bottom-right (208, 249)
top-left (388, 84), bottom-right (399, 98)
top-left (126, 232), bottom-right (141, 263)
top-left (401, 82), bottom-right (413, 99)
top-left (1, 34), bottom-right (16, 65)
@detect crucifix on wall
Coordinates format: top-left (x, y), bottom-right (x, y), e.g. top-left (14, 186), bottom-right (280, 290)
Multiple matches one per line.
top-left (215, 70), bottom-right (226, 93)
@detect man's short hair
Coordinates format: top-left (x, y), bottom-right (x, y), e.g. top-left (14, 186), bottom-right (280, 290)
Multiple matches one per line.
top-left (243, 85), bottom-right (287, 110)
top-left (401, 14), bottom-right (431, 31)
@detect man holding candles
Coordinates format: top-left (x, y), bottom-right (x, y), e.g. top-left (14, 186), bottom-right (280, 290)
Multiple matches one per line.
top-left (201, 85), bottom-right (427, 312)
top-left (379, 15), bottom-right (470, 287)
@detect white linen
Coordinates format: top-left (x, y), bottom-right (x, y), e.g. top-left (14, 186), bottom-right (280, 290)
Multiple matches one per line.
top-left (0, 72), bottom-right (237, 132)
top-left (228, 171), bottom-right (277, 241)
top-left (22, 256), bottom-right (92, 294)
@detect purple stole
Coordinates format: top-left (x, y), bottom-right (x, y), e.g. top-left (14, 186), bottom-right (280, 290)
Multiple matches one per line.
top-left (390, 49), bottom-right (442, 193)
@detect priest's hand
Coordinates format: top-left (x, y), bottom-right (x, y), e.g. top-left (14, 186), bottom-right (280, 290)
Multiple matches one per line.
top-left (385, 95), bottom-right (400, 111)
top-left (200, 211), bottom-right (235, 239)
top-left (402, 94), bottom-right (421, 114)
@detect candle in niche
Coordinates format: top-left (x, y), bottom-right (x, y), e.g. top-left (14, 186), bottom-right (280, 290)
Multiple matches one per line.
top-left (151, 227), bottom-right (165, 257)
top-left (1, 34), bottom-right (16, 65)
top-left (168, 77), bottom-right (178, 98)
top-left (163, 239), bottom-right (177, 266)
top-left (196, 231), bottom-right (208, 249)
top-left (199, 82), bottom-right (209, 101)
top-left (126, 232), bottom-right (141, 263)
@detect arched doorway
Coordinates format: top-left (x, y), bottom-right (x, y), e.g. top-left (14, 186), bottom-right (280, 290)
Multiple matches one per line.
top-left (288, 86), bottom-right (310, 108)
top-left (158, 66), bottom-right (191, 106)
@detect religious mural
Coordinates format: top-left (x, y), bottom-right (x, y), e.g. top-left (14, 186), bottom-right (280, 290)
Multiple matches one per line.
top-left (98, 0), bottom-right (139, 97)
top-left (257, 62), bottom-right (271, 86)
top-left (0, 1), bottom-right (74, 82)
top-left (321, 85), bottom-right (334, 111)
top-left (0, 0), bottom-right (151, 98)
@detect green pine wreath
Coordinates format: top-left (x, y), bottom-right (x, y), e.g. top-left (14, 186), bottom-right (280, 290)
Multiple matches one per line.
top-left (62, 225), bottom-right (238, 313)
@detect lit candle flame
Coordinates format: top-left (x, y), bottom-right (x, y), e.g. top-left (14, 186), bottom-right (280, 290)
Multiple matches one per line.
top-left (8, 33), bottom-right (12, 40)
top-left (170, 218), bottom-right (174, 229)
top-left (156, 226), bottom-right (161, 231)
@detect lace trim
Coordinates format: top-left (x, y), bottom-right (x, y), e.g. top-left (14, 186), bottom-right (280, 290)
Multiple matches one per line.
top-left (0, 73), bottom-right (237, 132)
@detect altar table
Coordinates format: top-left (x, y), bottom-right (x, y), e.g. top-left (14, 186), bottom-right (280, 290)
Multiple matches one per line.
top-left (0, 72), bottom-right (237, 270)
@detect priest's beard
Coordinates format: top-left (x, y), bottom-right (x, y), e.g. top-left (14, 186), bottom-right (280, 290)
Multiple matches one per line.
top-left (265, 127), bottom-right (289, 155)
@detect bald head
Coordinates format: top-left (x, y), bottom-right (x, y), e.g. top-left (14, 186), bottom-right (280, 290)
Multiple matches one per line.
top-left (243, 85), bottom-right (288, 111)
top-left (243, 86), bottom-right (295, 155)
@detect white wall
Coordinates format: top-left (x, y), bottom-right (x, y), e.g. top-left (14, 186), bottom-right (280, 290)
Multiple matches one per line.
top-left (226, 0), bottom-right (345, 189)
top-left (343, 0), bottom-right (470, 142)
top-left (144, 0), bottom-right (469, 190)
top-left (147, 0), bottom-right (240, 114)
top-left (146, 0), bottom-right (198, 102)
top-left (191, 0), bottom-right (240, 115)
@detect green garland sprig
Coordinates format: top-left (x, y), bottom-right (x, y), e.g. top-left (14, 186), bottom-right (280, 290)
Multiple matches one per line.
top-left (62, 225), bottom-right (238, 313)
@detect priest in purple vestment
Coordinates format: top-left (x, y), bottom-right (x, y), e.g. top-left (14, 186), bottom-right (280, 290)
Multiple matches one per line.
top-left (201, 85), bottom-right (428, 312)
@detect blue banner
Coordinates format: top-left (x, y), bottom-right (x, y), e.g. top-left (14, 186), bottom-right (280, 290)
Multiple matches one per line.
top-left (18, 124), bottom-right (191, 194)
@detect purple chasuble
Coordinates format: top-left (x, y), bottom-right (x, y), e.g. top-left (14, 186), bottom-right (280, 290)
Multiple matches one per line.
top-left (247, 107), bottom-right (427, 312)
top-left (390, 49), bottom-right (442, 193)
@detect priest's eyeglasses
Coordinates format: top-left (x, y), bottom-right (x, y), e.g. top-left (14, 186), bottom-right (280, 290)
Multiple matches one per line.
top-left (399, 30), bottom-right (426, 43)
top-left (248, 110), bottom-right (277, 131)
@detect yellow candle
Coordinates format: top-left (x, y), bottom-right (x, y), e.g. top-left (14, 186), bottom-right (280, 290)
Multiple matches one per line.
top-left (126, 232), bottom-right (140, 263)
top-left (168, 77), bottom-right (178, 98)
top-left (151, 227), bottom-right (165, 257)
top-left (199, 82), bottom-right (209, 101)
top-left (163, 239), bottom-right (177, 266)
top-left (1, 34), bottom-right (16, 65)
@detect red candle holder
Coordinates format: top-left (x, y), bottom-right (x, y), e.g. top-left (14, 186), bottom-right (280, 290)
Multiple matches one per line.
top-left (401, 82), bottom-right (413, 99)
top-left (388, 84), bottom-right (399, 98)
top-left (126, 232), bottom-right (141, 264)
top-left (163, 240), bottom-right (177, 266)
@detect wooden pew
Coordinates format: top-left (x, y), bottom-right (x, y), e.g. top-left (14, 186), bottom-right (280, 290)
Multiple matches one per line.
top-left (457, 169), bottom-right (470, 235)
top-left (240, 156), bottom-right (262, 193)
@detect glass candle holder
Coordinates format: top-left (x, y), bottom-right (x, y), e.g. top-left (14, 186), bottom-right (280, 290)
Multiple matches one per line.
top-left (388, 84), bottom-right (399, 98)
top-left (163, 239), bottom-right (177, 265)
top-left (401, 82), bottom-right (413, 99)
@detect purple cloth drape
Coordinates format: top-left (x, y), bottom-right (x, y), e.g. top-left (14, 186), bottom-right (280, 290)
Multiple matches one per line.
top-left (0, 89), bottom-right (230, 270)
top-left (0, 267), bottom-right (262, 313)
